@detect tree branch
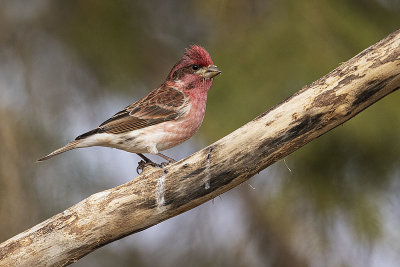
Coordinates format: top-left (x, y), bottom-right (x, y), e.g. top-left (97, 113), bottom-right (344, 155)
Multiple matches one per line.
top-left (1, 29), bottom-right (400, 266)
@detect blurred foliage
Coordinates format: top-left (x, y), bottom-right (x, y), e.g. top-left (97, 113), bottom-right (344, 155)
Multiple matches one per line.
top-left (1, 0), bottom-right (400, 266)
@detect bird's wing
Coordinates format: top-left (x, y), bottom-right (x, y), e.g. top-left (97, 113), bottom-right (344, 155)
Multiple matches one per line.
top-left (76, 86), bottom-right (188, 139)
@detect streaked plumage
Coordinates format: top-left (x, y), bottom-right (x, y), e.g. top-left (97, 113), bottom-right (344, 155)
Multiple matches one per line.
top-left (37, 45), bottom-right (221, 164)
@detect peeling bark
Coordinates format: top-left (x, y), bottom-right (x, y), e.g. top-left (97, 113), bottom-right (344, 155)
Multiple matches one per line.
top-left (1, 29), bottom-right (400, 266)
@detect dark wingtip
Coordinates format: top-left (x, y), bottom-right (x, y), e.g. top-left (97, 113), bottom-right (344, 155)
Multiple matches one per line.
top-left (75, 128), bottom-right (101, 140)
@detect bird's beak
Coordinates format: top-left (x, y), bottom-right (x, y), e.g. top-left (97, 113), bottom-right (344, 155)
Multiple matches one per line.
top-left (203, 65), bottom-right (221, 79)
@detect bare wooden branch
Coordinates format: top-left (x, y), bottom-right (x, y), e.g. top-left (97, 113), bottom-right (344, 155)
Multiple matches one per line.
top-left (1, 30), bottom-right (400, 266)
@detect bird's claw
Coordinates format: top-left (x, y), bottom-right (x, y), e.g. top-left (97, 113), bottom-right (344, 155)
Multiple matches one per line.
top-left (136, 160), bottom-right (171, 174)
top-left (136, 160), bottom-right (161, 174)
top-left (136, 160), bottom-right (145, 174)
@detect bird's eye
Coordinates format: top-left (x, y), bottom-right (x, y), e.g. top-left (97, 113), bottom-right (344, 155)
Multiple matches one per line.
top-left (192, 65), bottom-right (199, 70)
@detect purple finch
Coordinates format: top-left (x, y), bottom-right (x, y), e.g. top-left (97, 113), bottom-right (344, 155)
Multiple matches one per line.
top-left (38, 45), bottom-right (221, 168)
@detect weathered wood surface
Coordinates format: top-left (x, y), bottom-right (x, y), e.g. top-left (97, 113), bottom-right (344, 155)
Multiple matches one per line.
top-left (1, 30), bottom-right (400, 266)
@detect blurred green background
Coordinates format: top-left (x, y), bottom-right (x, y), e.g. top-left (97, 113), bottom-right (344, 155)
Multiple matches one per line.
top-left (1, 0), bottom-right (400, 266)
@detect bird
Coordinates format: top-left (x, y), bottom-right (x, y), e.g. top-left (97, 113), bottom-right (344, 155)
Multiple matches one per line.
top-left (37, 45), bottom-right (221, 171)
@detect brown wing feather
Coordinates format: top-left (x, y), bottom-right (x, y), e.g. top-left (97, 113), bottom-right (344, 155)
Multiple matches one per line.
top-left (80, 86), bottom-right (187, 136)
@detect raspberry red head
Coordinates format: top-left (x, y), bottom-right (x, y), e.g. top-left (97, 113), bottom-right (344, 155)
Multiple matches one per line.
top-left (167, 45), bottom-right (219, 82)
top-left (183, 45), bottom-right (214, 67)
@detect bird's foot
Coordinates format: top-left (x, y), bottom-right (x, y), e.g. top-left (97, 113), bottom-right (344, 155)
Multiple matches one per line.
top-left (136, 153), bottom-right (176, 174)
top-left (136, 160), bottom-right (162, 174)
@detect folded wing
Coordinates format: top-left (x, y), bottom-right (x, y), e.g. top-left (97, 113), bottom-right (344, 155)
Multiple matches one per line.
top-left (76, 86), bottom-right (188, 139)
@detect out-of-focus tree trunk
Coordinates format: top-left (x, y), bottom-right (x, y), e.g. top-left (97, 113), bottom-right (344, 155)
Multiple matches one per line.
top-left (1, 29), bottom-right (400, 266)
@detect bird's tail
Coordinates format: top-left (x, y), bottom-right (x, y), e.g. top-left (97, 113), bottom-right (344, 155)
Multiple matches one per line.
top-left (36, 140), bottom-right (81, 162)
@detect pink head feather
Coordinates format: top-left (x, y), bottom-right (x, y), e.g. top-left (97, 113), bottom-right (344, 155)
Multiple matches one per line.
top-left (183, 45), bottom-right (213, 67)
top-left (167, 45), bottom-right (214, 81)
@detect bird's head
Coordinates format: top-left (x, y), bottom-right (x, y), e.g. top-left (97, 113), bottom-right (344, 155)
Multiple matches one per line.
top-left (167, 45), bottom-right (221, 91)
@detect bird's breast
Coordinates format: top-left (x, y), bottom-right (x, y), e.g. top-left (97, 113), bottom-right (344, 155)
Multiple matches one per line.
top-left (156, 98), bottom-right (206, 150)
